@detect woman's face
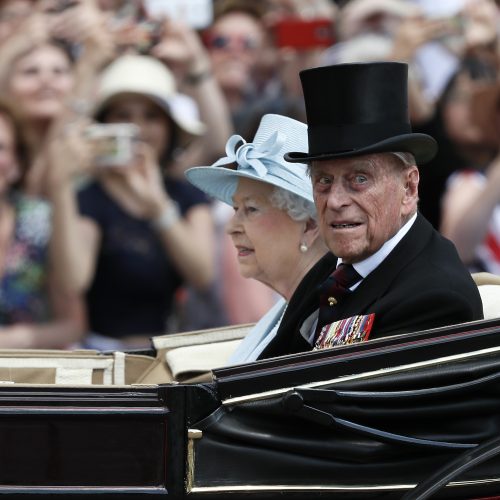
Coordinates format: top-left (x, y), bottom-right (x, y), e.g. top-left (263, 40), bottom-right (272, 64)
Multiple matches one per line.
top-left (442, 72), bottom-right (485, 146)
top-left (103, 94), bottom-right (172, 160)
top-left (7, 44), bottom-right (74, 122)
top-left (207, 12), bottom-right (265, 96)
top-left (0, 114), bottom-right (20, 195)
top-left (226, 177), bottom-right (305, 289)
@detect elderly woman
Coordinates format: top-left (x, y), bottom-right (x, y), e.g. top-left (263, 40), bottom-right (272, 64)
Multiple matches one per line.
top-left (186, 114), bottom-right (327, 363)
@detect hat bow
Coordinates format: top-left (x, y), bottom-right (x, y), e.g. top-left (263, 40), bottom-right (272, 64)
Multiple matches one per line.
top-left (213, 132), bottom-right (286, 177)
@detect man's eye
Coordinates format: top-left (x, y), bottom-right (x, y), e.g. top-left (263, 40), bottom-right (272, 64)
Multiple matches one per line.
top-left (354, 175), bottom-right (368, 184)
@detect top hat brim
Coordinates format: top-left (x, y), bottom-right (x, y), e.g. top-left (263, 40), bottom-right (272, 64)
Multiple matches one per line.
top-left (285, 133), bottom-right (437, 165)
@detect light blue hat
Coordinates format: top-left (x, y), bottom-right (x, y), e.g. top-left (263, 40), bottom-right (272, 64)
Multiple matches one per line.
top-left (185, 114), bottom-right (312, 206)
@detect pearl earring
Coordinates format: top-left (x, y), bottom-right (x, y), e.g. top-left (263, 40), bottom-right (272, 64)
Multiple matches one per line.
top-left (300, 242), bottom-right (308, 253)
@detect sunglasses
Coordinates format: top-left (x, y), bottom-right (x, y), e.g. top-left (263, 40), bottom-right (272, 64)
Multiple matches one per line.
top-left (206, 34), bottom-right (259, 51)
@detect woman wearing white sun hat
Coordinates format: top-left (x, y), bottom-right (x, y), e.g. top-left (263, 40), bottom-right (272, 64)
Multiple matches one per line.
top-left (49, 53), bottom-right (224, 349)
top-left (186, 114), bottom-right (327, 363)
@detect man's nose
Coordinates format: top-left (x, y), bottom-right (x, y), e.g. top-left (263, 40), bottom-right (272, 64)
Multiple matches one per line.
top-left (326, 183), bottom-right (351, 210)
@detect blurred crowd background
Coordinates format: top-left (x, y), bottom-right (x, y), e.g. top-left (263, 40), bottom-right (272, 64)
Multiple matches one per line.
top-left (0, 0), bottom-right (499, 350)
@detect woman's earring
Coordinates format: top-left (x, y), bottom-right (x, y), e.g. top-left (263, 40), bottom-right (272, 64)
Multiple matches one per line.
top-left (300, 242), bottom-right (308, 253)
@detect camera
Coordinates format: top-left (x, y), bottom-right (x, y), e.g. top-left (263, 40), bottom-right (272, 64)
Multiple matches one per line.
top-left (85, 123), bottom-right (140, 168)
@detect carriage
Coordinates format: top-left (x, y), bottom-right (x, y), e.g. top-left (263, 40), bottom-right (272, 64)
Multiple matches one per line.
top-left (1, 281), bottom-right (500, 499)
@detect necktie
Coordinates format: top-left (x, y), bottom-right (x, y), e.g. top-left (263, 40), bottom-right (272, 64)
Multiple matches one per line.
top-left (315, 263), bottom-right (362, 338)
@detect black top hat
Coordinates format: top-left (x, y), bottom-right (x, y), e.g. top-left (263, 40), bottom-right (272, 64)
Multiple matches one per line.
top-left (285, 62), bottom-right (437, 165)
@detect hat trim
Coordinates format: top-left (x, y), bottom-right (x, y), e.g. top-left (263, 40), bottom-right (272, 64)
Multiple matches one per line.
top-left (309, 121), bottom-right (412, 154)
top-left (94, 92), bottom-right (205, 139)
top-left (285, 133), bottom-right (437, 165)
top-left (185, 166), bottom-right (314, 207)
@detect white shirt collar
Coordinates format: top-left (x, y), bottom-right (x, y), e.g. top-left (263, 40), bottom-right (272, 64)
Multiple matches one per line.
top-left (339, 212), bottom-right (417, 280)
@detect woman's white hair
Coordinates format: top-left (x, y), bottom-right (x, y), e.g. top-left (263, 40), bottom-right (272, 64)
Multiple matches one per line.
top-left (269, 187), bottom-right (317, 222)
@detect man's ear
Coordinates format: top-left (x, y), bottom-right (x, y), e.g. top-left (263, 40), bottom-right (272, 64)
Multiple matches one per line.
top-left (402, 166), bottom-right (419, 209)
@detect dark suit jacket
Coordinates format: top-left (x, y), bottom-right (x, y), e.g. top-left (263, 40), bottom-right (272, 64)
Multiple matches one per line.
top-left (259, 214), bottom-right (484, 359)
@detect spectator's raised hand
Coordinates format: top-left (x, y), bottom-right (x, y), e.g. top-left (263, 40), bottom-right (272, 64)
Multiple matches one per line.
top-left (43, 116), bottom-right (96, 194)
top-left (109, 141), bottom-right (173, 220)
top-left (463, 0), bottom-right (499, 49)
top-left (390, 15), bottom-right (460, 61)
top-left (44, 0), bottom-right (114, 64)
top-left (0, 1), bottom-right (47, 46)
top-left (150, 19), bottom-right (211, 84)
top-left (0, 9), bottom-right (50, 90)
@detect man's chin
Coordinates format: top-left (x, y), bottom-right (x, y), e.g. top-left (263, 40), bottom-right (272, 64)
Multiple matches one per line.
top-left (327, 244), bottom-right (365, 263)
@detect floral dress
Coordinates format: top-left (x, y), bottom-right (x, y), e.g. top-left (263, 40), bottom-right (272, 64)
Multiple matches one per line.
top-left (0, 193), bottom-right (52, 325)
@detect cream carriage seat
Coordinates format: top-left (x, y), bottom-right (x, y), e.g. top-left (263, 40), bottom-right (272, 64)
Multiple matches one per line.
top-left (472, 272), bottom-right (500, 320)
top-left (0, 324), bottom-right (250, 387)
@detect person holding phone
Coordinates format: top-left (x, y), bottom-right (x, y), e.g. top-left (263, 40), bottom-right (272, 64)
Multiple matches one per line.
top-left (50, 54), bottom-right (217, 348)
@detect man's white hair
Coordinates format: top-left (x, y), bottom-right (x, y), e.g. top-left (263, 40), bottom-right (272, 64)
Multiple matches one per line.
top-left (391, 152), bottom-right (416, 168)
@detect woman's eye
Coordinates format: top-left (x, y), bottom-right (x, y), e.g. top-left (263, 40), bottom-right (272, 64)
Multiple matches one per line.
top-left (146, 111), bottom-right (162, 121)
top-left (110, 112), bottom-right (130, 121)
top-left (22, 67), bottom-right (38, 75)
top-left (53, 66), bottom-right (69, 75)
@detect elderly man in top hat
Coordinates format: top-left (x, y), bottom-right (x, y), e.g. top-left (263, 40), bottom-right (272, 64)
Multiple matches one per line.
top-left (259, 62), bottom-right (483, 359)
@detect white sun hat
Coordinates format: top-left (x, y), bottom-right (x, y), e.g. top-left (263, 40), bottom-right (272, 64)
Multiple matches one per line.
top-left (185, 114), bottom-right (313, 206)
top-left (93, 54), bottom-right (205, 141)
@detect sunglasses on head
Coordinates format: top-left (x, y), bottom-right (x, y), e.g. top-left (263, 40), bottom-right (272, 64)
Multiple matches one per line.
top-left (206, 34), bottom-right (259, 51)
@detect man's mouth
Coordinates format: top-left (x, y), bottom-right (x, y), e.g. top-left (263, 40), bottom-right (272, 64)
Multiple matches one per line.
top-left (331, 223), bottom-right (361, 229)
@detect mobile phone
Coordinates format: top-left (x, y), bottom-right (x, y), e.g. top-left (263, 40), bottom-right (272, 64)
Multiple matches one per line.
top-left (272, 18), bottom-right (335, 50)
top-left (134, 19), bottom-right (163, 53)
top-left (143, 0), bottom-right (213, 30)
top-left (85, 123), bottom-right (140, 168)
top-left (108, 0), bottom-right (162, 53)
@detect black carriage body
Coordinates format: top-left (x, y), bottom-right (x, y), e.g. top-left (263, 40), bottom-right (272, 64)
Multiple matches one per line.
top-left (2, 319), bottom-right (500, 498)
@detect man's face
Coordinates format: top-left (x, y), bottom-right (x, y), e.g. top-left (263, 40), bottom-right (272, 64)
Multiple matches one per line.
top-left (310, 154), bottom-right (418, 263)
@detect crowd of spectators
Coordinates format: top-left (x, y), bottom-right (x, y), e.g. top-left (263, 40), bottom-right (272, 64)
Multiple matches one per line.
top-left (0, 0), bottom-right (499, 350)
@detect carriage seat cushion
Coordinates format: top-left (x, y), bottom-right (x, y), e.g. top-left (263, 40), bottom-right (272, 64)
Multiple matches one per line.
top-left (478, 285), bottom-right (500, 320)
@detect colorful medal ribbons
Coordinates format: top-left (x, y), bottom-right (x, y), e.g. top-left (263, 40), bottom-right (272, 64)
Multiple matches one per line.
top-left (314, 313), bottom-right (375, 350)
